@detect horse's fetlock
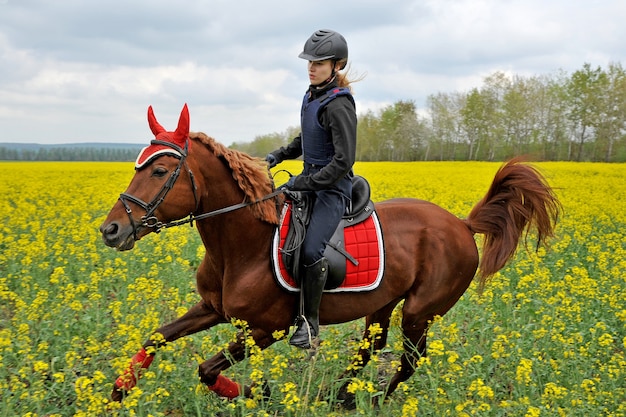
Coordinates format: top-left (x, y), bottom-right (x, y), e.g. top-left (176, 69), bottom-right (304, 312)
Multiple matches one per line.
top-left (198, 367), bottom-right (216, 386)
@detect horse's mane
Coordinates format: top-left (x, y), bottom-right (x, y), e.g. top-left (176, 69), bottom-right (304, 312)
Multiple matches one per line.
top-left (189, 132), bottom-right (280, 225)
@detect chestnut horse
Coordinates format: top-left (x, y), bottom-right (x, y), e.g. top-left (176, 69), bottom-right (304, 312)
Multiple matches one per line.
top-left (100, 104), bottom-right (560, 406)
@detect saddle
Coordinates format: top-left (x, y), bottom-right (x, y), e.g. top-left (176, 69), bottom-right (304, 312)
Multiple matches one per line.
top-left (281, 175), bottom-right (376, 290)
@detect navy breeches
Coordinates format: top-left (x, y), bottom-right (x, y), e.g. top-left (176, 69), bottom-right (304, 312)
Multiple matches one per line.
top-left (301, 188), bottom-right (347, 266)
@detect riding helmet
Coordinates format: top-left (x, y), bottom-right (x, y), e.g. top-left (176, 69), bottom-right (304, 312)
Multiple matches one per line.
top-left (298, 29), bottom-right (348, 70)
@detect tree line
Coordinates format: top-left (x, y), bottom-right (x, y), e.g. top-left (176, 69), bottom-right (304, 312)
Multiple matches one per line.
top-left (232, 62), bottom-right (626, 162)
top-left (0, 146), bottom-right (142, 161)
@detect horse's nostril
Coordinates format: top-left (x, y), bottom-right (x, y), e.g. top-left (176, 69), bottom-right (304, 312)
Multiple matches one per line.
top-left (101, 222), bottom-right (119, 237)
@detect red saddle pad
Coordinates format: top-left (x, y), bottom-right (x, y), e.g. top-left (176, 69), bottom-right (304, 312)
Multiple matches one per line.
top-left (271, 204), bottom-right (385, 292)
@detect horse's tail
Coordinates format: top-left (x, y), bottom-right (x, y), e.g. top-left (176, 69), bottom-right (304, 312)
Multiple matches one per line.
top-left (463, 157), bottom-right (561, 288)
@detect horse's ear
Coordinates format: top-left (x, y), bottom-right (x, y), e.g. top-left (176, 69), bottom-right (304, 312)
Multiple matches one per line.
top-left (173, 103), bottom-right (190, 146)
top-left (147, 105), bottom-right (166, 136)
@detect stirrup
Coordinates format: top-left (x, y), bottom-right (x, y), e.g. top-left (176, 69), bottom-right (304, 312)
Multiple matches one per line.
top-left (289, 316), bottom-right (316, 349)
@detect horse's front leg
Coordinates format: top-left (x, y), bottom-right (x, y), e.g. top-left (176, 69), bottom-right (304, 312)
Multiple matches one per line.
top-left (199, 329), bottom-right (278, 400)
top-left (112, 300), bottom-right (226, 401)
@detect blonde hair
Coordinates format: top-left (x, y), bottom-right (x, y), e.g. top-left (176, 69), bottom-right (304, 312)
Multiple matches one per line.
top-left (336, 61), bottom-right (365, 93)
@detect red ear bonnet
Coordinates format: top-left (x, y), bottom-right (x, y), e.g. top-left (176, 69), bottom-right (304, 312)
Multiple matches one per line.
top-left (135, 104), bottom-right (191, 169)
top-left (173, 104), bottom-right (190, 146)
top-left (147, 105), bottom-right (166, 136)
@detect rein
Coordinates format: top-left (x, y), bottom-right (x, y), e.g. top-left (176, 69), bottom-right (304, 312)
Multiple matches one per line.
top-left (118, 139), bottom-right (284, 238)
top-left (157, 188), bottom-right (285, 232)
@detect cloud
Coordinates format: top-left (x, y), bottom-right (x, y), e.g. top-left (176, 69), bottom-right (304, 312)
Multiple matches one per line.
top-left (0, 0), bottom-right (625, 144)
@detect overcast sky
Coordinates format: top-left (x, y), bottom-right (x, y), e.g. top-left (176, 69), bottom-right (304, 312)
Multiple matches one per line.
top-left (1, 0), bottom-right (625, 146)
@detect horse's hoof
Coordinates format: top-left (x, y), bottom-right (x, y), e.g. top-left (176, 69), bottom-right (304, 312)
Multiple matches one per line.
top-left (111, 386), bottom-right (126, 402)
top-left (336, 386), bottom-right (356, 410)
top-left (244, 380), bottom-right (271, 399)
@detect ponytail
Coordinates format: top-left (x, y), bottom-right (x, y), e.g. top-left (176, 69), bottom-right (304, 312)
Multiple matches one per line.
top-left (335, 62), bottom-right (365, 93)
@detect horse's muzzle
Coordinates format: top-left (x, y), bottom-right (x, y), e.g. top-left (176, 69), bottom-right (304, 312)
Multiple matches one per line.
top-left (100, 221), bottom-right (137, 251)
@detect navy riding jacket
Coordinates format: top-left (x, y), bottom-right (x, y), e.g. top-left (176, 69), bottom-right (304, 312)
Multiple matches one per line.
top-left (270, 80), bottom-right (357, 193)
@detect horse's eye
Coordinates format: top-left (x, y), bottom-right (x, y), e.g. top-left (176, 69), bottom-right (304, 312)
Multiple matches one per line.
top-left (153, 167), bottom-right (168, 178)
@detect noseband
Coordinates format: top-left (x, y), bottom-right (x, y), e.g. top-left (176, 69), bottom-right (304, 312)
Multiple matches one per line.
top-left (118, 140), bottom-right (199, 240)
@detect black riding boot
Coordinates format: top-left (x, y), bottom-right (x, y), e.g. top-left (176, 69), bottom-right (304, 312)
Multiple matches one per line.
top-left (289, 257), bottom-right (328, 349)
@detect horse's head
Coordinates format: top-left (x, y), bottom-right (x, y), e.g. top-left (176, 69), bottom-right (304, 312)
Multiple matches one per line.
top-left (100, 104), bottom-right (199, 251)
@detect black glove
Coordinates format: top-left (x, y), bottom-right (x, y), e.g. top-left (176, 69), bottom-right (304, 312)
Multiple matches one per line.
top-left (284, 175), bottom-right (297, 189)
top-left (265, 154), bottom-right (278, 168)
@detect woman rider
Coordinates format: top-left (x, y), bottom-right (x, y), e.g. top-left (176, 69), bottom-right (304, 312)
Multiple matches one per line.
top-left (266, 29), bottom-right (357, 349)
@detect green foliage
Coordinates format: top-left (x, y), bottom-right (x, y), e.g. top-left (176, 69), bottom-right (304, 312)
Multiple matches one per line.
top-left (0, 145), bottom-right (143, 161)
top-left (427, 62), bottom-right (626, 162)
top-left (238, 62), bottom-right (626, 162)
top-left (230, 126), bottom-right (299, 157)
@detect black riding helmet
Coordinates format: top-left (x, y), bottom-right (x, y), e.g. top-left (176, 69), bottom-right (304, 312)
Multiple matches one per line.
top-left (298, 29), bottom-right (348, 70)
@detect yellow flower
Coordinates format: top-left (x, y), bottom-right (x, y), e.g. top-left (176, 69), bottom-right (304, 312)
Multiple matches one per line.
top-left (447, 350), bottom-right (459, 364)
top-left (49, 266), bottom-right (65, 284)
top-left (279, 382), bottom-right (300, 412)
top-left (272, 329), bottom-right (286, 340)
top-left (468, 378), bottom-right (494, 399)
top-left (32, 360), bottom-right (49, 374)
top-left (429, 339), bottom-right (445, 356)
top-left (401, 397), bottom-right (419, 416)
top-left (525, 406), bottom-right (541, 417)
top-left (580, 378), bottom-right (596, 393)
top-left (270, 354), bottom-right (288, 378)
top-left (516, 358), bottom-right (533, 385)
top-left (598, 333), bottom-right (614, 347)
top-left (368, 322), bottom-right (383, 338)
top-left (542, 382), bottom-right (568, 400)
top-left (158, 360), bottom-right (176, 373)
top-left (346, 377), bottom-right (377, 394)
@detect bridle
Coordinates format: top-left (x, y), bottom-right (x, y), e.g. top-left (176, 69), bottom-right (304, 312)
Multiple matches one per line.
top-left (118, 139), bottom-right (284, 240)
top-left (118, 139), bottom-right (198, 240)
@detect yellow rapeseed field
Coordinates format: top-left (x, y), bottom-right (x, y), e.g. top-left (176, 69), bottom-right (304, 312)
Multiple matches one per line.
top-left (0, 160), bottom-right (624, 416)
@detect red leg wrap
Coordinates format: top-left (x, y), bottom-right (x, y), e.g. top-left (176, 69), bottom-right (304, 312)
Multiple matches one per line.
top-left (115, 348), bottom-right (155, 391)
top-left (207, 374), bottom-right (241, 399)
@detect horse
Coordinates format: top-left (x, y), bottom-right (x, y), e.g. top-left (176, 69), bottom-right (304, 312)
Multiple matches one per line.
top-left (99, 104), bottom-right (561, 407)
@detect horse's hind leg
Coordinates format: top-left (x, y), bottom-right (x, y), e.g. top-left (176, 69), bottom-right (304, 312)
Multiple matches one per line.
top-left (112, 301), bottom-right (225, 401)
top-left (336, 301), bottom-right (398, 408)
top-left (383, 301), bottom-right (429, 401)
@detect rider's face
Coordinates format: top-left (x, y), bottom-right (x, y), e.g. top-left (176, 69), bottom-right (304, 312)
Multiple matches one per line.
top-left (307, 60), bottom-right (335, 86)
